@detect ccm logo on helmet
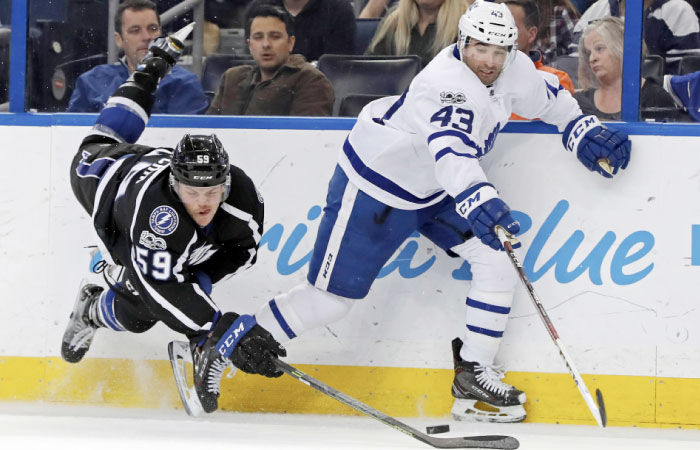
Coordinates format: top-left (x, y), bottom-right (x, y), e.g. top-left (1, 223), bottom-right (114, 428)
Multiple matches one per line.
top-left (193, 175), bottom-right (214, 180)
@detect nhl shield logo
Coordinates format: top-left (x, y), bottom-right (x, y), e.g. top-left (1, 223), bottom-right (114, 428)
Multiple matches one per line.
top-left (150, 205), bottom-right (179, 236)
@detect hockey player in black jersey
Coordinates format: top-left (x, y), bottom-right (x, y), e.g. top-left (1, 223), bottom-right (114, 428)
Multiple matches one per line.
top-left (61, 24), bottom-right (285, 414)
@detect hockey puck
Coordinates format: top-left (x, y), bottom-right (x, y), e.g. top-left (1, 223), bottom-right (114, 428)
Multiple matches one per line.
top-left (426, 424), bottom-right (450, 434)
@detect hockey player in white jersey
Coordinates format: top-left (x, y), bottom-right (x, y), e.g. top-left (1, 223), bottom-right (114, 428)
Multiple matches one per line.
top-left (254, 0), bottom-right (631, 423)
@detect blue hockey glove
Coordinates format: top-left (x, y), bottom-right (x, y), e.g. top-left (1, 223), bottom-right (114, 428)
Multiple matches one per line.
top-left (215, 312), bottom-right (286, 378)
top-left (563, 115), bottom-right (631, 178)
top-left (455, 183), bottom-right (521, 251)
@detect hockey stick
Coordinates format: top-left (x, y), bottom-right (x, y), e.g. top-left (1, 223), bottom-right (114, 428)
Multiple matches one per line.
top-left (274, 359), bottom-right (519, 449)
top-left (495, 227), bottom-right (607, 428)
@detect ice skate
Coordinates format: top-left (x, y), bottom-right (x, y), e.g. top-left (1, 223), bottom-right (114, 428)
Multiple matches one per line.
top-left (191, 338), bottom-right (233, 414)
top-left (450, 338), bottom-right (527, 423)
top-left (61, 283), bottom-right (104, 363)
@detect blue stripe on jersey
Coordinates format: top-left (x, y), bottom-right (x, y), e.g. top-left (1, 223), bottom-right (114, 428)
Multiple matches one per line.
top-left (94, 102), bottom-right (146, 144)
top-left (545, 80), bottom-right (560, 98)
top-left (428, 130), bottom-right (484, 157)
top-left (342, 139), bottom-right (445, 204)
top-left (100, 288), bottom-right (126, 331)
top-left (466, 324), bottom-right (503, 338)
top-left (434, 146), bottom-right (479, 162)
top-left (378, 88), bottom-right (409, 124)
top-left (452, 44), bottom-right (461, 60)
top-left (269, 298), bottom-right (297, 339)
top-left (76, 156), bottom-right (116, 179)
top-left (466, 297), bottom-right (511, 315)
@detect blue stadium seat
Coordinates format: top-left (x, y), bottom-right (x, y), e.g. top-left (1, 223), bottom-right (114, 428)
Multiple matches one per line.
top-left (354, 18), bottom-right (381, 55)
top-left (317, 54), bottom-right (422, 115)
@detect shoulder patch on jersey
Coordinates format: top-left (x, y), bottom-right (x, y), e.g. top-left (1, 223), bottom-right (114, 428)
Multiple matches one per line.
top-left (139, 230), bottom-right (167, 250)
top-left (440, 91), bottom-right (466, 104)
top-left (255, 187), bottom-right (264, 204)
top-left (149, 205), bottom-right (179, 236)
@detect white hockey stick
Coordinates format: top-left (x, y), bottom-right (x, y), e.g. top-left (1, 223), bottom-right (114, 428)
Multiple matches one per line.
top-left (495, 227), bottom-right (607, 428)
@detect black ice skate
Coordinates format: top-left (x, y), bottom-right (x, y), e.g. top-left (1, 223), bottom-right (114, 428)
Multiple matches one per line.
top-left (450, 338), bottom-right (527, 423)
top-left (61, 283), bottom-right (104, 363)
top-left (169, 314), bottom-right (238, 416)
top-left (191, 338), bottom-right (232, 414)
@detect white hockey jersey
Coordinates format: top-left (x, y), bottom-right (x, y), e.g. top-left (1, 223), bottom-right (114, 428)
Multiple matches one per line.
top-left (338, 44), bottom-right (583, 210)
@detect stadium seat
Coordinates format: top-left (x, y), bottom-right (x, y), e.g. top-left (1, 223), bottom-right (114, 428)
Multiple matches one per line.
top-left (642, 54), bottom-right (665, 79)
top-left (52, 53), bottom-right (107, 109)
top-left (338, 93), bottom-right (384, 117)
top-left (550, 55), bottom-right (579, 88)
top-left (678, 55), bottom-right (700, 75)
top-left (354, 18), bottom-right (381, 55)
top-left (317, 54), bottom-right (421, 115)
top-left (201, 54), bottom-right (255, 99)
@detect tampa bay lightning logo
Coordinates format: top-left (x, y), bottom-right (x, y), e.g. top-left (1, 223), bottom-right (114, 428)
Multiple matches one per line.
top-left (149, 205), bottom-right (179, 236)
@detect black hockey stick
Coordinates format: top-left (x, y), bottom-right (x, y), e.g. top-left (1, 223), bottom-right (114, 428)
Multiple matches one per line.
top-left (495, 227), bottom-right (607, 428)
top-left (274, 359), bottom-right (519, 449)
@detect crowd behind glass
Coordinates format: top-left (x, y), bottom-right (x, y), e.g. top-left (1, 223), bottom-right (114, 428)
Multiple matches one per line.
top-left (1, 0), bottom-right (699, 121)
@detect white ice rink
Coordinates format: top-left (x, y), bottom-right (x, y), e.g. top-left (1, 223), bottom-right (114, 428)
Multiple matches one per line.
top-left (1, 403), bottom-right (699, 450)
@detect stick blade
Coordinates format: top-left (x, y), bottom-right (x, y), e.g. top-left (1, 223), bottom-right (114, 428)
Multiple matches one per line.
top-left (595, 389), bottom-right (607, 428)
top-left (425, 435), bottom-right (519, 449)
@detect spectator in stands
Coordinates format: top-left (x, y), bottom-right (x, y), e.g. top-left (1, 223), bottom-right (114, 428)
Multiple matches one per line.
top-left (533, 0), bottom-right (580, 64)
top-left (503, 0), bottom-right (575, 93)
top-left (574, 17), bottom-right (676, 120)
top-left (574, 0), bottom-right (700, 73)
top-left (207, 4), bottom-right (334, 115)
top-left (365, 0), bottom-right (470, 67)
top-left (67, 0), bottom-right (208, 114)
top-left (248, 0), bottom-right (356, 61)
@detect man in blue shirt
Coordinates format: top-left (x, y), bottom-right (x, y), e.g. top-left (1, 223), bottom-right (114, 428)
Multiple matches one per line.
top-left (67, 0), bottom-right (208, 114)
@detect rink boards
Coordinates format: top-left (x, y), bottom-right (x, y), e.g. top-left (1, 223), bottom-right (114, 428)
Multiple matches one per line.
top-left (0, 120), bottom-right (699, 427)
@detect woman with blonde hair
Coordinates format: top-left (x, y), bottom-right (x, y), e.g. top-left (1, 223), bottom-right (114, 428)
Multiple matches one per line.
top-left (574, 16), bottom-right (675, 120)
top-left (365, 0), bottom-right (470, 67)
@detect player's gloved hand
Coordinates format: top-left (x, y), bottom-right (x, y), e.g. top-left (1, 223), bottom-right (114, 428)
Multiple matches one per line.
top-left (455, 183), bottom-right (520, 251)
top-left (214, 312), bottom-right (287, 378)
top-left (563, 115), bottom-right (631, 178)
top-left (131, 22), bottom-right (194, 89)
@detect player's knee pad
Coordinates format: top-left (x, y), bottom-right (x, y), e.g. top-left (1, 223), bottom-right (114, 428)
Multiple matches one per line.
top-left (256, 283), bottom-right (354, 341)
top-left (451, 238), bottom-right (518, 295)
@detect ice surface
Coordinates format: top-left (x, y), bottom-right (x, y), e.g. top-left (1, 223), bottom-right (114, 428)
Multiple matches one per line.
top-left (1, 403), bottom-right (699, 450)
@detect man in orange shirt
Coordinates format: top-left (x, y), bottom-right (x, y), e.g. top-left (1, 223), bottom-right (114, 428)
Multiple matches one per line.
top-left (503, 0), bottom-right (575, 120)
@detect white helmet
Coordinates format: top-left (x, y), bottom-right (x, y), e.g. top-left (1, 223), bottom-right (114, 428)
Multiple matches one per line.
top-left (458, 0), bottom-right (518, 49)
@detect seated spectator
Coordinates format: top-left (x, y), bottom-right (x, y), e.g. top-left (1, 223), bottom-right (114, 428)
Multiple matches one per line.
top-left (533, 0), bottom-right (580, 65)
top-left (574, 17), bottom-right (676, 120)
top-left (365, 0), bottom-right (470, 67)
top-left (503, 0), bottom-right (575, 93)
top-left (574, 0), bottom-right (700, 72)
top-left (67, 0), bottom-right (208, 114)
top-left (207, 4), bottom-right (334, 115)
top-left (248, 0), bottom-right (356, 61)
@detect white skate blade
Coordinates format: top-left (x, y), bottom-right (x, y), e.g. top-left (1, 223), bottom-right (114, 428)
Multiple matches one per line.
top-left (168, 340), bottom-right (204, 417)
top-left (451, 398), bottom-right (526, 423)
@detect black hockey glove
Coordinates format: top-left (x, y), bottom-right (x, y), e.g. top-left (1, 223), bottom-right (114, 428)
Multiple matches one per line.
top-left (129, 23), bottom-right (194, 91)
top-left (211, 312), bottom-right (287, 378)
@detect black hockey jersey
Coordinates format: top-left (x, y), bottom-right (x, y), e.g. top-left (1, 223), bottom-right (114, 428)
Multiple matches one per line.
top-left (71, 134), bottom-right (264, 333)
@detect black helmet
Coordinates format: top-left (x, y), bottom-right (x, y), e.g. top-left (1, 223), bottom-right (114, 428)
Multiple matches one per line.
top-left (170, 134), bottom-right (231, 199)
